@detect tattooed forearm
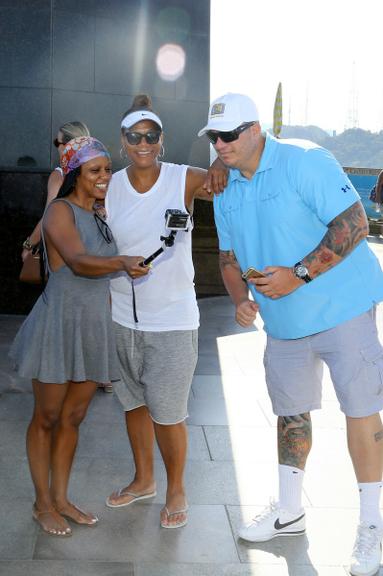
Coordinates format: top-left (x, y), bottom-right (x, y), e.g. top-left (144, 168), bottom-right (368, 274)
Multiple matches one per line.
top-left (218, 249), bottom-right (249, 306)
top-left (219, 250), bottom-right (240, 271)
top-left (278, 413), bottom-right (312, 470)
top-left (303, 201), bottom-right (368, 278)
top-left (375, 429), bottom-right (383, 442)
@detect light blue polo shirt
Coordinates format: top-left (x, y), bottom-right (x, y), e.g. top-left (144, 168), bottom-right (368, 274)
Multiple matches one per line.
top-left (214, 132), bottom-right (383, 339)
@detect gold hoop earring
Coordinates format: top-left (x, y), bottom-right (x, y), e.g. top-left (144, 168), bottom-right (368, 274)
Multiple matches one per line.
top-left (159, 144), bottom-right (165, 159)
top-left (120, 147), bottom-right (128, 160)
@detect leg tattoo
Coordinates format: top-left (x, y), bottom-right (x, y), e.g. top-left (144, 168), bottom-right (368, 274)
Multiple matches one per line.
top-left (374, 429), bottom-right (383, 443)
top-left (278, 413), bottom-right (312, 470)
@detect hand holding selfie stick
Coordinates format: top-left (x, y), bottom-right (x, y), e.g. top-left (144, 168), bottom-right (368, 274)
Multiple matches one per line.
top-left (140, 230), bottom-right (178, 267)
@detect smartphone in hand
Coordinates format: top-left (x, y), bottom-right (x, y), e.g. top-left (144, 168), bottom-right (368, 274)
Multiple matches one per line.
top-left (241, 267), bottom-right (266, 280)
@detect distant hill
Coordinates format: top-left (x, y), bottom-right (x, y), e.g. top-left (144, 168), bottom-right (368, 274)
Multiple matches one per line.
top-left (281, 125), bottom-right (329, 144)
top-left (279, 125), bottom-right (383, 168)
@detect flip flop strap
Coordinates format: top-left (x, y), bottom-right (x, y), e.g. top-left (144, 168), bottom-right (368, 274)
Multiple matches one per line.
top-left (117, 489), bottom-right (154, 498)
top-left (164, 506), bottom-right (189, 517)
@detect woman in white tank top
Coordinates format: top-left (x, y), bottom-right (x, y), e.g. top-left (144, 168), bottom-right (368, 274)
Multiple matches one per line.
top-left (105, 94), bottom-right (227, 529)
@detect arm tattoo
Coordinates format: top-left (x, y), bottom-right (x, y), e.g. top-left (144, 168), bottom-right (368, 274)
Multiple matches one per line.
top-left (278, 413), bottom-right (312, 470)
top-left (375, 429), bottom-right (383, 443)
top-left (303, 201), bottom-right (368, 278)
top-left (219, 250), bottom-right (240, 271)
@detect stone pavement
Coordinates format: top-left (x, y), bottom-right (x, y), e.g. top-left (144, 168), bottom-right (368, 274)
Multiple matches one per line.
top-left (1, 238), bottom-right (383, 575)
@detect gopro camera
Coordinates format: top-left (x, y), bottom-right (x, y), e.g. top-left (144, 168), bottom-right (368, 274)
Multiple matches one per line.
top-left (165, 209), bottom-right (190, 231)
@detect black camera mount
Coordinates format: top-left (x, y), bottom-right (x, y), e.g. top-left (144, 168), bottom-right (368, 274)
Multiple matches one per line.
top-left (140, 230), bottom-right (178, 267)
top-left (139, 208), bottom-right (190, 268)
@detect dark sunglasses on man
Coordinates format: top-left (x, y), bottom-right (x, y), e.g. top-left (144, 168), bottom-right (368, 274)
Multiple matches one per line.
top-left (123, 130), bottom-right (162, 146)
top-left (205, 122), bottom-right (255, 145)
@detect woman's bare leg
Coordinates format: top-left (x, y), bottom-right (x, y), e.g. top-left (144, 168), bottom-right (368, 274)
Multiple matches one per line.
top-left (27, 379), bottom-right (71, 535)
top-left (50, 380), bottom-right (98, 524)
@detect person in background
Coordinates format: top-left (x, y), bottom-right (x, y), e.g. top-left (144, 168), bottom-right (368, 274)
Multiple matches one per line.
top-left (372, 169), bottom-right (383, 209)
top-left (10, 136), bottom-right (149, 537)
top-left (105, 94), bottom-right (227, 529)
top-left (199, 92), bottom-right (383, 576)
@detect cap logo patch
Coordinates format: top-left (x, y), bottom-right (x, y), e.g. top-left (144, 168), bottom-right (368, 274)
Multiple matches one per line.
top-left (211, 103), bottom-right (225, 117)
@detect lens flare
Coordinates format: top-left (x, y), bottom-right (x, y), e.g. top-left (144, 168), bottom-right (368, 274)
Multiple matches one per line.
top-left (156, 44), bottom-right (186, 82)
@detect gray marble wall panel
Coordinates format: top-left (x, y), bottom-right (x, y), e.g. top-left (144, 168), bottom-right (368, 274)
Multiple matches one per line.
top-left (0, 88), bottom-right (51, 169)
top-left (52, 0), bottom-right (95, 14)
top-left (176, 35), bottom-right (210, 102)
top-left (53, 10), bottom-right (95, 91)
top-left (0, 4), bottom-right (51, 88)
top-left (150, 0), bottom-right (210, 36)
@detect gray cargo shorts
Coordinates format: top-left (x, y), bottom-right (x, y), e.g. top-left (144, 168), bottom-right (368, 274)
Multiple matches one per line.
top-left (113, 322), bottom-right (198, 425)
top-left (263, 308), bottom-right (383, 417)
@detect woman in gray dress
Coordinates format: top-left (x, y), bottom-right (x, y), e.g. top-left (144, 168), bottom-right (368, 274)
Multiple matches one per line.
top-left (10, 137), bottom-right (149, 537)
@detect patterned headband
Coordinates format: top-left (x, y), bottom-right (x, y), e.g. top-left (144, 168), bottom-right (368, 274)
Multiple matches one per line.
top-left (61, 136), bottom-right (111, 175)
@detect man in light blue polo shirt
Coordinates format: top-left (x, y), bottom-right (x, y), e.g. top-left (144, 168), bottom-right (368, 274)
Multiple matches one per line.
top-left (199, 93), bottom-right (383, 576)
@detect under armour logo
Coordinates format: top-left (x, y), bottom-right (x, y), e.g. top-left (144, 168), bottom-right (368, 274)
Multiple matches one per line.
top-left (341, 184), bottom-right (351, 193)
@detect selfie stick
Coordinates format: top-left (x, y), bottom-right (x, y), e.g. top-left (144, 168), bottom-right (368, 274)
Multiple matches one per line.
top-left (140, 230), bottom-right (178, 267)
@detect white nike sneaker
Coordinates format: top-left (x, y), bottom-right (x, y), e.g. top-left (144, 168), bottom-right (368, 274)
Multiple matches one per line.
top-left (349, 523), bottom-right (383, 576)
top-left (238, 500), bottom-right (306, 543)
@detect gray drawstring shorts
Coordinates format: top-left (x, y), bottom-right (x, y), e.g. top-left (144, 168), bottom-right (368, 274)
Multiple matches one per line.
top-left (113, 322), bottom-right (198, 424)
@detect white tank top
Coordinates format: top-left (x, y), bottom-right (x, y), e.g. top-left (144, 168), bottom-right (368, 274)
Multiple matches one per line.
top-left (106, 163), bottom-right (199, 331)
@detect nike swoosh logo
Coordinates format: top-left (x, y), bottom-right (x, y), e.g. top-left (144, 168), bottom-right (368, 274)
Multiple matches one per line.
top-left (274, 513), bottom-right (305, 530)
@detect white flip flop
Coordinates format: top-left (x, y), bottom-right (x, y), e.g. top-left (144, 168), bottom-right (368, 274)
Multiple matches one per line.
top-left (105, 489), bottom-right (157, 508)
top-left (160, 505), bottom-right (189, 529)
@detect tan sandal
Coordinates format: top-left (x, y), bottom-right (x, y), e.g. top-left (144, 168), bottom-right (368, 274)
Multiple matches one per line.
top-left (57, 503), bottom-right (98, 526)
top-left (32, 505), bottom-right (72, 537)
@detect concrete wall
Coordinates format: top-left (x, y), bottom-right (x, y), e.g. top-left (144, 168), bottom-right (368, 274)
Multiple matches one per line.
top-left (0, 0), bottom-right (224, 314)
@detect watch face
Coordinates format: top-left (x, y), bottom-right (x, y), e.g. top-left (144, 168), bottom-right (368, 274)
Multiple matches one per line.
top-left (295, 264), bottom-right (308, 278)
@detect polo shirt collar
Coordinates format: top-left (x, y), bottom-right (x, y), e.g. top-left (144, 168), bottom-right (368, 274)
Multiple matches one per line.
top-left (229, 131), bottom-right (277, 183)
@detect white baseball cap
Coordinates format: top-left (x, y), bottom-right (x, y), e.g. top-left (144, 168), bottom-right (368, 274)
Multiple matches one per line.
top-left (198, 93), bottom-right (259, 137)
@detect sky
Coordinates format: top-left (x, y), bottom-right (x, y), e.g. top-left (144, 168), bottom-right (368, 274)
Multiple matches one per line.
top-left (210, 0), bottom-right (383, 134)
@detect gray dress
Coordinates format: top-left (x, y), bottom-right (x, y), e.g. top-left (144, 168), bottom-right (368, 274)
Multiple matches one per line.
top-left (10, 200), bottom-right (120, 384)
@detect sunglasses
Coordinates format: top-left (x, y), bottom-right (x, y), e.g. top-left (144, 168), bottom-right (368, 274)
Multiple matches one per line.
top-left (123, 130), bottom-right (161, 146)
top-left (94, 213), bottom-right (114, 244)
top-left (53, 138), bottom-right (65, 148)
top-left (205, 122), bottom-right (255, 145)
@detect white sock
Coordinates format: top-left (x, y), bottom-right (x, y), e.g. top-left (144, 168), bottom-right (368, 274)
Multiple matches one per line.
top-left (278, 464), bottom-right (304, 515)
top-left (358, 482), bottom-right (383, 529)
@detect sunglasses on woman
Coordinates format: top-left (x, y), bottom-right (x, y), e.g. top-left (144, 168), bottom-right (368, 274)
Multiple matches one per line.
top-left (205, 122), bottom-right (255, 145)
top-left (53, 138), bottom-right (65, 148)
top-left (94, 213), bottom-right (114, 244)
top-left (123, 130), bottom-right (162, 146)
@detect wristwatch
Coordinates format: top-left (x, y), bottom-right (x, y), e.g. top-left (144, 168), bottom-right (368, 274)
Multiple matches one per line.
top-left (22, 237), bottom-right (33, 251)
top-left (293, 261), bottom-right (312, 283)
